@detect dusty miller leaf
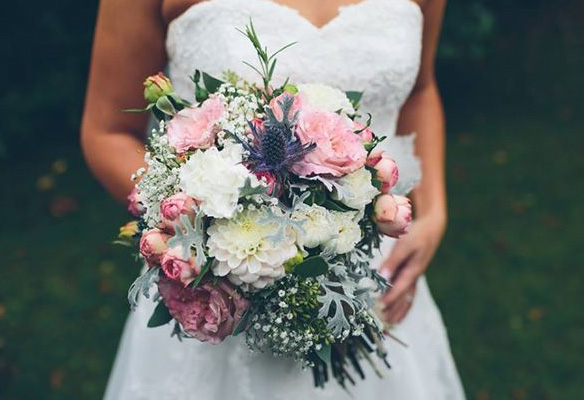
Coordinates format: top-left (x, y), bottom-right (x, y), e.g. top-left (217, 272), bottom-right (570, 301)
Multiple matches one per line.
top-left (317, 281), bottom-right (355, 337)
top-left (168, 211), bottom-right (207, 266)
top-left (127, 267), bottom-right (160, 311)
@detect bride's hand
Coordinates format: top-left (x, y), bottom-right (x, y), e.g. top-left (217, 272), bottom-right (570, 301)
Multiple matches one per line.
top-left (379, 214), bottom-right (446, 324)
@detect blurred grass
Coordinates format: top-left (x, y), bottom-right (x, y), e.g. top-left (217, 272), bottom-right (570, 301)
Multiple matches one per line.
top-left (0, 114), bottom-right (583, 399)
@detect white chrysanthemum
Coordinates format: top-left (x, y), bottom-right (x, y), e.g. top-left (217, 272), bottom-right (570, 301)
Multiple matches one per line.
top-left (291, 203), bottom-right (336, 249)
top-left (324, 211), bottom-right (362, 254)
top-left (332, 168), bottom-right (380, 210)
top-left (207, 207), bottom-right (298, 290)
top-left (297, 83), bottom-right (355, 115)
top-left (178, 144), bottom-right (256, 219)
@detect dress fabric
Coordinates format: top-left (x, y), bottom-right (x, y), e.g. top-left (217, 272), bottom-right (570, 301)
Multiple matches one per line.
top-left (104, 0), bottom-right (466, 398)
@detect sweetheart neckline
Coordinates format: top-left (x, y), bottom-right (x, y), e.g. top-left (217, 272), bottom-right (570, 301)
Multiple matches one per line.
top-left (168, 0), bottom-right (422, 33)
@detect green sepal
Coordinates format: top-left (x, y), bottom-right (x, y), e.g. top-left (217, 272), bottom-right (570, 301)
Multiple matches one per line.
top-left (202, 72), bottom-right (224, 94)
top-left (345, 91), bottom-right (363, 110)
top-left (155, 96), bottom-right (176, 116)
top-left (191, 258), bottom-right (213, 289)
top-left (147, 301), bottom-right (173, 328)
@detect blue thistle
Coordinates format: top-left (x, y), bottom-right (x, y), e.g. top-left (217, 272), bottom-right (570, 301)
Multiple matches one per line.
top-left (236, 95), bottom-right (315, 178)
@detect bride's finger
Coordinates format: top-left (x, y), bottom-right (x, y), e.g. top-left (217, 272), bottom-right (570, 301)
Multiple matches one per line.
top-left (381, 266), bottom-right (417, 306)
top-left (378, 241), bottom-right (411, 279)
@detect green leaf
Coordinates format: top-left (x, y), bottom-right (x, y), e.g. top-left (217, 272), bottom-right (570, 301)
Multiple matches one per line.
top-left (202, 72), bottom-right (224, 93)
top-left (322, 199), bottom-right (354, 212)
top-left (147, 301), bottom-right (173, 328)
top-left (239, 177), bottom-right (268, 197)
top-left (191, 258), bottom-right (213, 288)
top-left (315, 344), bottom-right (332, 364)
top-left (345, 91), bottom-right (363, 109)
top-left (233, 308), bottom-right (251, 336)
top-left (293, 256), bottom-right (328, 278)
top-left (155, 96), bottom-right (176, 116)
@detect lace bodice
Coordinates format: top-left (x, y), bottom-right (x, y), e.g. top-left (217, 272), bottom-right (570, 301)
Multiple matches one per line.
top-left (167, 0), bottom-right (423, 138)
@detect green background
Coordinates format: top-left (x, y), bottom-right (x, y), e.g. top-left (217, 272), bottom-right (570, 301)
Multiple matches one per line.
top-left (1, 0), bottom-right (583, 399)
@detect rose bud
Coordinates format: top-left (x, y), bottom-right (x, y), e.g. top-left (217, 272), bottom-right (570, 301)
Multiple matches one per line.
top-left (139, 228), bottom-right (169, 267)
top-left (143, 72), bottom-right (174, 103)
top-left (160, 246), bottom-right (201, 286)
top-left (374, 194), bottom-right (412, 238)
top-left (366, 149), bottom-right (399, 193)
top-left (160, 193), bottom-right (197, 231)
top-left (127, 187), bottom-right (145, 217)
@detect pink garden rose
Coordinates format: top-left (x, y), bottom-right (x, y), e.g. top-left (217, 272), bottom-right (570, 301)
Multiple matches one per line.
top-left (366, 149), bottom-right (399, 193)
top-left (354, 121), bottom-right (374, 143)
top-left (160, 193), bottom-right (197, 231)
top-left (160, 246), bottom-right (201, 286)
top-left (167, 96), bottom-right (225, 153)
top-left (139, 228), bottom-right (169, 267)
top-left (292, 109), bottom-right (367, 177)
top-left (374, 194), bottom-right (412, 238)
top-left (158, 277), bottom-right (250, 344)
top-left (127, 187), bottom-right (145, 217)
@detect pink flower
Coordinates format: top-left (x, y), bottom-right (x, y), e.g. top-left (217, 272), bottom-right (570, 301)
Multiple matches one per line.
top-left (160, 193), bottom-right (197, 231)
top-left (167, 96), bottom-right (225, 153)
top-left (160, 246), bottom-right (201, 286)
top-left (158, 277), bottom-right (250, 344)
top-left (374, 194), bottom-right (412, 238)
top-left (127, 187), bottom-right (145, 217)
top-left (354, 121), bottom-right (374, 143)
top-left (254, 171), bottom-right (278, 196)
top-left (268, 92), bottom-right (304, 121)
top-left (366, 149), bottom-right (399, 193)
top-left (291, 109), bottom-right (367, 177)
top-left (139, 229), bottom-right (169, 267)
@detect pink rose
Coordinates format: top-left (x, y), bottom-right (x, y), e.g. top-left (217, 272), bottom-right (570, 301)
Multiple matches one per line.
top-left (160, 246), bottom-right (201, 286)
top-left (167, 96), bottom-right (225, 153)
top-left (374, 194), bottom-right (412, 238)
top-left (354, 121), bottom-right (374, 143)
top-left (127, 187), bottom-right (145, 217)
top-left (139, 229), bottom-right (169, 267)
top-left (291, 109), bottom-right (367, 177)
top-left (366, 149), bottom-right (399, 193)
top-left (268, 92), bottom-right (304, 121)
top-left (160, 193), bottom-right (197, 230)
top-left (158, 277), bottom-right (250, 344)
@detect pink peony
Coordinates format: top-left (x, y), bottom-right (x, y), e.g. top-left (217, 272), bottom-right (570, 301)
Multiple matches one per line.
top-left (354, 121), bottom-right (374, 143)
top-left (268, 92), bottom-right (304, 121)
top-left (374, 194), bottom-right (412, 238)
top-left (139, 229), bottom-right (169, 267)
top-left (160, 246), bottom-right (201, 286)
top-left (127, 187), bottom-right (145, 217)
top-left (160, 193), bottom-right (197, 231)
top-left (291, 109), bottom-right (367, 177)
top-left (167, 96), bottom-right (225, 153)
top-left (158, 277), bottom-right (250, 344)
top-left (366, 149), bottom-right (399, 193)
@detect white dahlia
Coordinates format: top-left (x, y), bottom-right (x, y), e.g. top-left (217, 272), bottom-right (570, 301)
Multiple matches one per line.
top-left (178, 144), bottom-right (257, 219)
top-left (291, 203), bottom-right (336, 249)
top-left (207, 207), bottom-right (298, 290)
top-left (332, 168), bottom-right (380, 210)
top-left (324, 211), bottom-right (362, 254)
top-left (297, 83), bottom-right (355, 115)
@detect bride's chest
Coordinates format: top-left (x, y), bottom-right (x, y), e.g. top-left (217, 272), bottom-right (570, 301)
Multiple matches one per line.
top-left (166, 0), bottom-right (423, 105)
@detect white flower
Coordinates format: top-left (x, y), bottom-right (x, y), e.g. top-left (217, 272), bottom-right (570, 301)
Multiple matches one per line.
top-left (332, 168), bottom-right (379, 210)
top-left (324, 211), bottom-right (362, 254)
top-left (291, 203), bottom-right (336, 249)
top-left (297, 83), bottom-right (355, 115)
top-left (178, 144), bottom-right (256, 219)
top-left (207, 207), bottom-right (298, 290)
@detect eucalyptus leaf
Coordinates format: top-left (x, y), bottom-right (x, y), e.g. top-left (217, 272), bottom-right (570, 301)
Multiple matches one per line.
top-left (147, 301), bottom-right (173, 327)
top-left (293, 256), bottom-right (328, 278)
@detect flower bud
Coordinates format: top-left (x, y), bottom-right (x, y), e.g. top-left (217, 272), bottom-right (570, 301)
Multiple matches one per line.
top-left (139, 228), bottom-right (169, 267)
top-left (143, 73), bottom-right (174, 103)
top-left (374, 194), bottom-right (412, 238)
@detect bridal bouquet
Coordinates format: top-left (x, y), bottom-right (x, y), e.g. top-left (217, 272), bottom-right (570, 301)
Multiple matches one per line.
top-left (119, 23), bottom-right (412, 389)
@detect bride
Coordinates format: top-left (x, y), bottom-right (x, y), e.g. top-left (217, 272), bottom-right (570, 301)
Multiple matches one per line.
top-left (81, 0), bottom-right (465, 398)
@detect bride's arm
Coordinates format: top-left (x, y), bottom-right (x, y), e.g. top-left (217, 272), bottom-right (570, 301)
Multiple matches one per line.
top-left (81, 0), bottom-right (166, 202)
top-left (379, 0), bottom-right (447, 323)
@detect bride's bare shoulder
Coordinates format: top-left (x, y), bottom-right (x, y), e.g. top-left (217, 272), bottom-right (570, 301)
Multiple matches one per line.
top-left (162, 0), bottom-right (209, 24)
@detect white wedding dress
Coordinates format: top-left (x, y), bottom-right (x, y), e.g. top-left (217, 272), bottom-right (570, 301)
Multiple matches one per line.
top-left (104, 0), bottom-right (466, 398)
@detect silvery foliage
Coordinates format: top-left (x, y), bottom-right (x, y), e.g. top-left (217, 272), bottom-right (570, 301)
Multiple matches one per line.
top-left (168, 209), bottom-right (207, 266)
top-left (128, 267), bottom-right (160, 311)
top-left (258, 192), bottom-right (309, 245)
top-left (317, 280), bottom-right (356, 337)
